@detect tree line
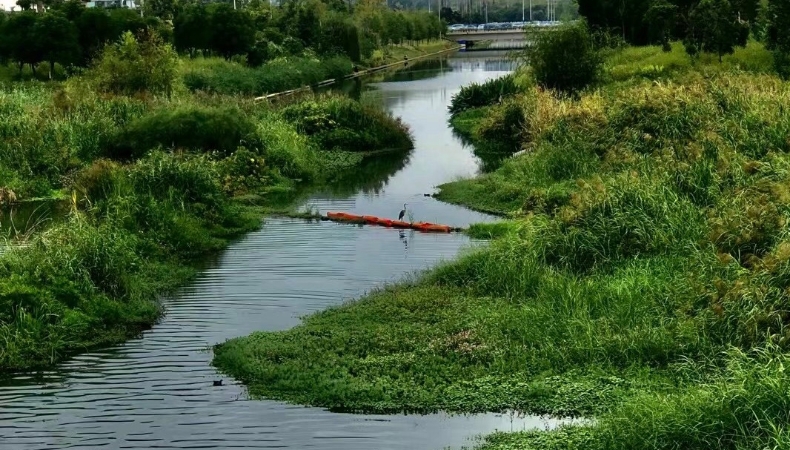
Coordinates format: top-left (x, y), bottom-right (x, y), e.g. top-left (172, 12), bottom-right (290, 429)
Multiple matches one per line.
top-left (575, 0), bottom-right (790, 71)
top-left (576, 0), bottom-right (759, 46)
top-left (0, 0), bottom-right (444, 78)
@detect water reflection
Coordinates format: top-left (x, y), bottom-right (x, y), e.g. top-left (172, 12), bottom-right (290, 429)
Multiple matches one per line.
top-left (451, 125), bottom-right (519, 173)
top-left (322, 149), bottom-right (413, 196)
top-left (0, 201), bottom-right (66, 240)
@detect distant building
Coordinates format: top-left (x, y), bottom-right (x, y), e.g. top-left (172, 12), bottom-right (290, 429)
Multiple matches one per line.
top-left (85, 0), bottom-right (139, 7)
top-left (0, 0), bottom-right (139, 10)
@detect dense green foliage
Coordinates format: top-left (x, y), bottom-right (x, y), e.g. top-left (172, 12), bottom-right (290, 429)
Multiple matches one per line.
top-left (0, 0), bottom-right (444, 86)
top-left (684, 0), bottom-right (750, 61)
top-left (0, 4), bottom-right (162, 77)
top-left (281, 96), bottom-right (412, 152)
top-left (181, 56), bottom-right (353, 96)
top-left (767, 0), bottom-right (790, 78)
top-left (213, 40), bottom-right (790, 449)
top-left (92, 30), bottom-right (179, 97)
top-left (0, 150), bottom-right (261, 371)
top-left (527, 21), bottom-right (603, 94)
top-left (106, 105), bottom-right (259, 160)
top-left (577, 0), bottom-right (759, 47)
top-left (437, 0), bottom-right (579, 24)
top-left (448, 74), bottom-right (518, 116)
top-left (0, 29), bottom-right (412, 371)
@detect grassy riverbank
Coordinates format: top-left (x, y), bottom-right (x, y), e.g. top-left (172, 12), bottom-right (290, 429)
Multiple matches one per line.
top-left (363, 40), bottom-right (458, 67)
top-left (0, 66), bottom-right (411, 372)
top-left (213, 40), bottom-right (790, 448)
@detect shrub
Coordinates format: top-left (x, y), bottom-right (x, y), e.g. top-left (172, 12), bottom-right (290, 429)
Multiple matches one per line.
top-left (256, 118), bottom-right (318, 181)
top-left (476, 97), bottom-right (527, 150)
top-left (281, 96), bottom-right (412, 152)
top-left (73, 159), bottom-right (125, 205)
top-left (128, 151), bottom-right (224, 210)
top-left (217, 147), bottom-right (269, 195)
top-left (527, 21), bottom-right (602, 95)
top-left (107, 105), bottom-right (258, 160)
top-left (449, 74), bottom-right (518, 116)
top-left (181, 56), bottom-right (352, 96)
top-left (92, 30), bottom-right (178, 97)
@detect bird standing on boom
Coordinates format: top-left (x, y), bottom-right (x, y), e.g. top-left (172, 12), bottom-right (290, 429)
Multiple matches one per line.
top-left (398, 203), bottom-right (408, 221)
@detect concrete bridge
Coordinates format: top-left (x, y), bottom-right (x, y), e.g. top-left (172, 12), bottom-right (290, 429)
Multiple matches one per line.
top-left (446, 26), bottom-right (559, 50)
top-left (446, 29), bottom-right (527, 41)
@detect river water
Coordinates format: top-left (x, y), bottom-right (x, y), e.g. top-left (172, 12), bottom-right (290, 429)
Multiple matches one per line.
top-left (0, 52), bottom-right (566, 450)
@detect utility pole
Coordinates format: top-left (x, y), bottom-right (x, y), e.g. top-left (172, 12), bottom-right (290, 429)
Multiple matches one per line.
top-left (521, 0), bottom-right (524, 22)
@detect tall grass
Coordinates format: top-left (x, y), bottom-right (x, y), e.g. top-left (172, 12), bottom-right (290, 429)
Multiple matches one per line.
top-left (0, 72), bottom-right (411, 371)
top-left (213, 44), bottom-right (790, 450)
top-left (448, 74), bottom-right (519, 116)
top-left (181, 56), bottom-right (353, 97)
top-left (281, 94), bottom-right (412, 152)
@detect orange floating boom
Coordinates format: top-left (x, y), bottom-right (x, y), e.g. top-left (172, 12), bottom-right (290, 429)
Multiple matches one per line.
top-left (324, 212), bottom-right (460, 233)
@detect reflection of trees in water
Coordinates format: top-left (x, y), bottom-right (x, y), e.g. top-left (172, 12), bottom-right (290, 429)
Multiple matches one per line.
top-left (447, 58), bottom-right (517, 72)
top-left (320, 78), bottom-right (365, 101)
top-left (378, 59), bottom-right (453, 83)
top-left (321, 149), bottom-right (413, 196)
top-left (450, 124), bottom-right (518, 173)
top-left (0, 201), bottom-right (63, 239)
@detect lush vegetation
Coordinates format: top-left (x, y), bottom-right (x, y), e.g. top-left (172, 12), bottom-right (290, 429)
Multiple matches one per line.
top-left (212, 7), bottom-right (790, 449)
top-left (0, 27), bottom-right (412, 372)
top-left (575, 0), bottom-right (790, 78)
top-left (527, 21), bottom-right (603, 94)
top-left (437, 0), bottom-right (579, 24)
top-left (0, 0), bottom-right (446, 93)
top-left (281, 96), bottom-right (412, 152)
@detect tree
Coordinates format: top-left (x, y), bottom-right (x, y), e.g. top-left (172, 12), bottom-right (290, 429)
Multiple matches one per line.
top-left (52, 0), bottom-right (86, 22)
top-left (577, 0), bottom-right (653, 45)
top-left (0, 14), bottom-right (7, 65)
top-left (145, 0), bottom-right (178, 21)
top-left (684, 0), bottom-right (747, 62)
top-left (289, 0), bottom-right (323, 48)
top-left (731, 0), bottom-right (760, 23)
top-left (1, 12), bottom-right (42, 74)
top-left (207, 3), bottom-right (255, 59)
top-left (76, 8), bottom-right (115, 64)
top-left (246, 40), bottom-right (270, 67)
top-left (109, 8), bottom-right (147, 39)
top-left (767, 0), bottom-right (790, 78)
top-left (173, 4), bottom-right (212, 57)
top-left (92, 30), bottom-right (179, 97)
top-left (34, 12), bottom-right (80, 78)
top-left (16, 0), bottom-right (33, 10)
top-left (527, 20), bottom-right (603, 95)
top-left (319, 14), bottom-right (361, 61)
top-left (645, 0), bottom-right (678, 51)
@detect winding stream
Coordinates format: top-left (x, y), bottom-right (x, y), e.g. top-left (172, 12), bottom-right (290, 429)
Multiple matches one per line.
top-left (0, 52), bottom-right (566, 450)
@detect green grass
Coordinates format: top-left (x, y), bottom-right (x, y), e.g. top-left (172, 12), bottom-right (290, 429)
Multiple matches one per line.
top-left (604, 41), bottom-right (774, 83)
top-left (180, 56), bottom-right (353, 97)
top-left (362, 40), bottom-right (456, 68)
top-left (0, 73), bottom-right (411, 372)
top-left (213, 41), bottom-right (790, 450)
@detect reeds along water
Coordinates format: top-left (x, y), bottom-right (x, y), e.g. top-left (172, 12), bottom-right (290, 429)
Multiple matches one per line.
top-left (0, 67), bottom-right (414, 372)
top-left (215, 50), bottom-right (790, 449)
